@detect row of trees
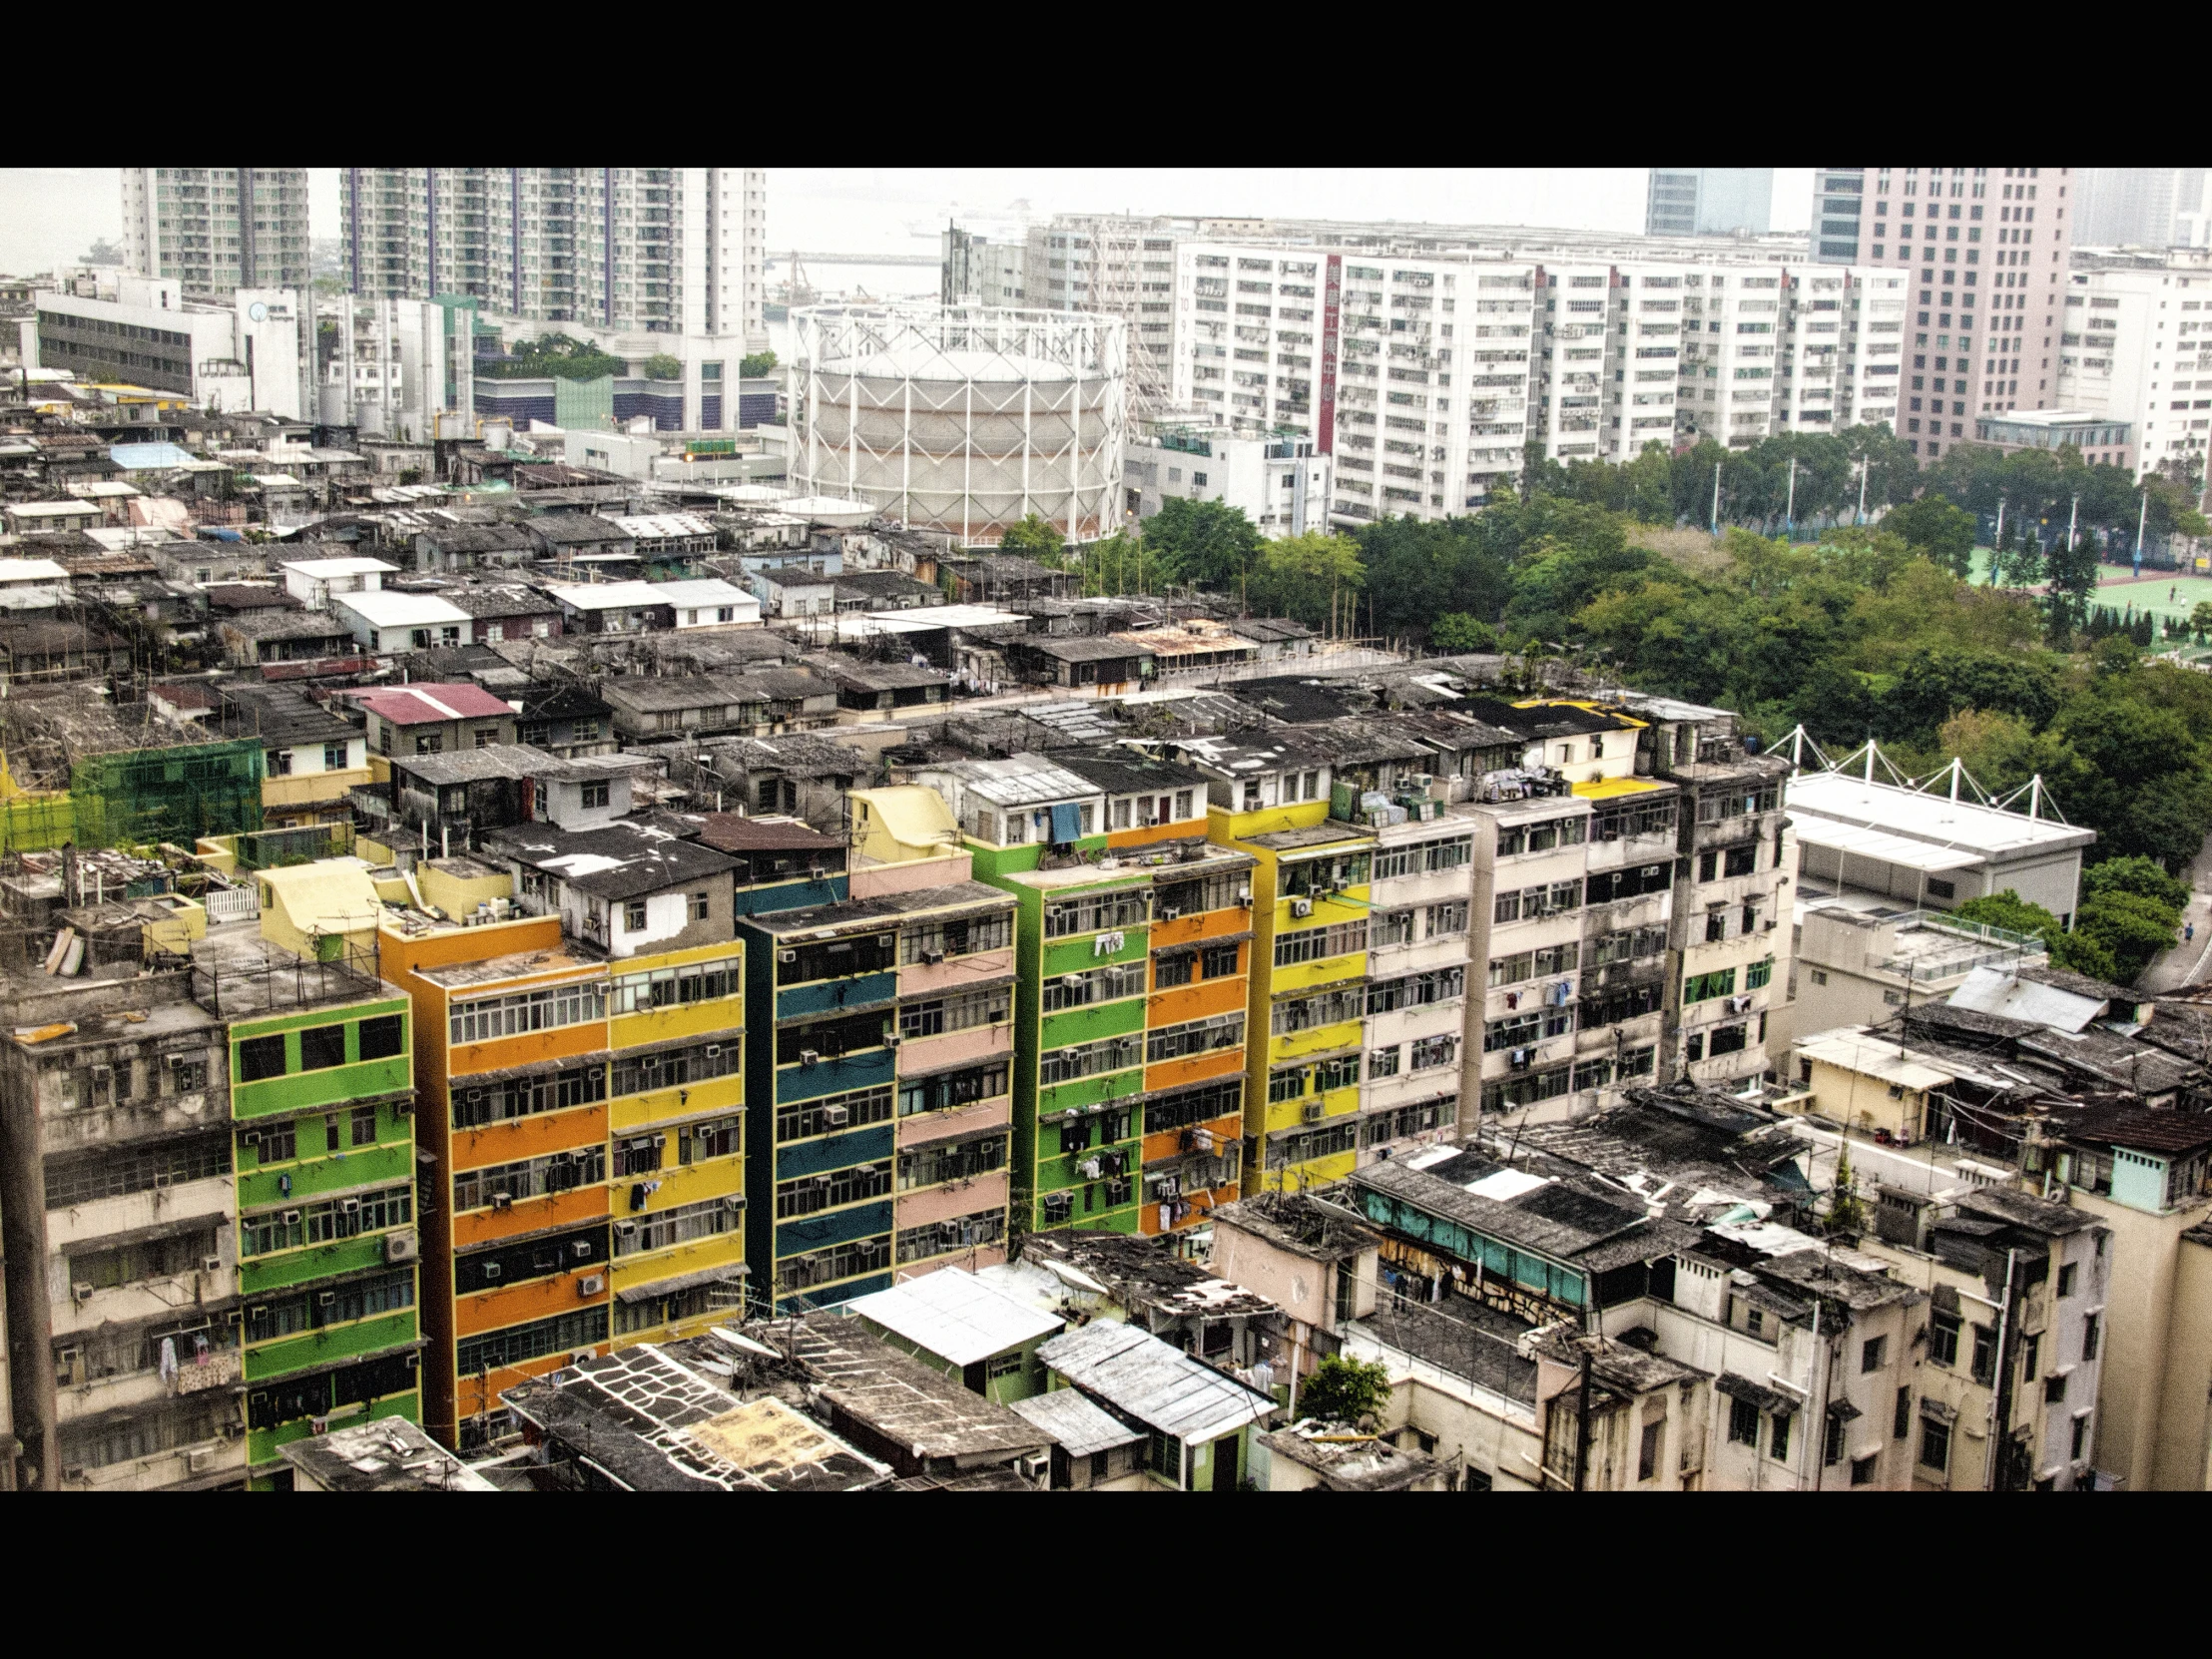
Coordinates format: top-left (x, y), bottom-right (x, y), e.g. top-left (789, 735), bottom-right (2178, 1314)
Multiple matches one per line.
top-left (473, 339), bottom-right (781, 383)
top-left (478, 332), bottom-right (629, 381)
top-left (1528, 425), bottom-right (1923, 531)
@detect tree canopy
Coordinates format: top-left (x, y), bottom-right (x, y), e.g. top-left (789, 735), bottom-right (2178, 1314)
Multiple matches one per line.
top-left (997, 513), bottom-right (1066, 563)
top-left (1115, 421), bottom-right (2212, 883)
top-left (478, 332), bottom-right (627, 381)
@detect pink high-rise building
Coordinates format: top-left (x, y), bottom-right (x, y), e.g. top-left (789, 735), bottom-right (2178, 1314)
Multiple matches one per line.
top-left (1814, 166), bottom-right (2074, 460)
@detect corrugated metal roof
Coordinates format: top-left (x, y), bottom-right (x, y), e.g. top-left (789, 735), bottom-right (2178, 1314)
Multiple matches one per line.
top-left (1794, 1028), bottom-right (1958, 1092)
top-left (1036, 1321), bottom-right (1272, 1444)
top-left (844, 1268), bottom-right (1064, 1367)
top-left (1006, 1386), bottom-right (1147, 1456)
top-left (1948, 966), bottom-right (2103, 1034)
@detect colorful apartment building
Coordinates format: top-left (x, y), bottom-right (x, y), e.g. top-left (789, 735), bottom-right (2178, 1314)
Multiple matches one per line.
top-left (738, 846), bottom-right (1017, 1310)
top-left (917, 755), bottom-right (1255, 1239)
top-left (227, 977), bottom-right (420, 1487)
top-left (1124, 731), bottom-right (1375, 1197)
top-left (377, 856), bottom-right (747, 1450)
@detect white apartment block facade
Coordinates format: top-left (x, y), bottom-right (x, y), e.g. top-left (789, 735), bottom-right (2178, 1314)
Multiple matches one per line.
top-left (1021, 215), bottom-right (1181, 401)
top-left (2057, 254), bottom-right (2212, 478)
top-left (340, 168), bottom-right (767, 347)
top-left (121, 168), bottom-right (310, 300)
top-left (1360, 810), bottom-right (1479, 1162)
top-left (1174, 241), bottom-right (1907, 527)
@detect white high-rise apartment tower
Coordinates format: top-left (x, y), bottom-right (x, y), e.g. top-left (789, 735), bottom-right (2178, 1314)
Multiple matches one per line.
top-left (120, 168), bottom-right (310, 300)
top-left (1175, 237), bottom-right (1906, 528)
top-left (340, 168), bottom-right (768, 349)
top-left (2056, 251), bottom-right (2212, 479)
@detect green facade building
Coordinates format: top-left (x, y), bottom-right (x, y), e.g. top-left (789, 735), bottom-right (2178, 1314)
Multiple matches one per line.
top-left (229, 986), bottom-right (421, 1488)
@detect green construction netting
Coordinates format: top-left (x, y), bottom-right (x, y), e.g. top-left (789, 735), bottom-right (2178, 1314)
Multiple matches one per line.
top-left (68, 739), bottom-right (266, 850)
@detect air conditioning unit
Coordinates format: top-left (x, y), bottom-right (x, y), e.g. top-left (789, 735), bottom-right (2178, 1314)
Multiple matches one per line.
top-left (465, 1088), bottom-right (486, 1104)
top-left (571, 1241), bottom-right (594, 1260)
top-left (578, 1274), bottom-right (605, 1296)
top-left (569, 1348), bottom-right (598, 1365)
top-left (808, 865), bottom-right (828, 879)
top-left (309, 1415), bottom-right (330, 1436)
top-left (202, 1256), bottom-right (223, 1275)
top-left (706, 1044), bottom-right (722, 1058)
top-left (383, 1230), bottom-right (419, 1265)
top-left (91, 1064), bottom-right (112, 1083)
top-left (1302, 1102), bottom-right (1326, 1125)
top-left (1061, 974), bottom-right (1085, 988)
top-left (722, 1195), bottom-right (746, 1212)
top-left (1017, 1449), bottom-right (1049, 1483)
top-left (615, 1221), bottom-right (638, 1237)
top-left (1238, 886), bottom-right (1253, 905)
top-left (822, 1104), bottom-right (850, 1126)
top-left (186, 1448), bottom-right (213, 1474)
top-left (62, 1465), bottom-right (86, 1483)
top-left (317, 1290), bottom-right (336, 1307)
top-left (1161, 907), bottom-right (1182, 921)
top-left (922, 949), bottom-right (946, 965)
top-left (883, 1032), bottom-right (902, 1047)
top-left (779, 949), bottom-right (798, 963)
top-left (339, 1197), bottom-right (361, 1213)
top-left (652, 1133), bottom-right (667, 1148)
top-left (1292, 898), bottom-right (1314, 917)
top-left (280, 1210), bottom-right (300, 1226)
top-left (71, 1282), bottom-right (94, 1304)
top-left (481, 1263), bottom-right (501, 1282)
top-left (492, 1193), bottom-right (513, 1210)
top-left (799, 1049), bottom-right (820, 1067)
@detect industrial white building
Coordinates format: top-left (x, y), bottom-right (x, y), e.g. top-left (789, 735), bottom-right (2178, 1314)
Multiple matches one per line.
top-left (790, 303), bottom-right (1125, 543)
top-left (2057, 251), bottom-right (2212, 478)
top-left (1122, 421), bottom-right (1332, 537)
top-left (1787, 762), bottom-right (2094, 922)
top-left (1779, 750), bottom-right (2094, 1052)
top-left (340, 167), bottom-right (768, 348)
top-left (23, 273), bottom-right (307, 419)
top-left (318, 297), bottom-right (473, 440)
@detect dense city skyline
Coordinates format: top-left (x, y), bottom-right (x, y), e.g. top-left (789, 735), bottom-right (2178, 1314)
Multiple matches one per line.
top-left (0, 168), bottom-right (1827, 276)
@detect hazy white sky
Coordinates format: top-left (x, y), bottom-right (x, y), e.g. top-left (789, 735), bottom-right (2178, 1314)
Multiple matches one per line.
top-left (0, 168), bottom-right (1818, 274)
